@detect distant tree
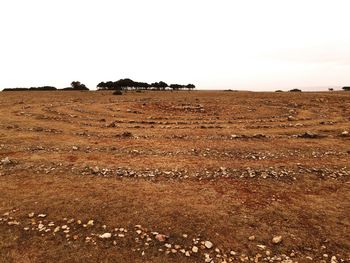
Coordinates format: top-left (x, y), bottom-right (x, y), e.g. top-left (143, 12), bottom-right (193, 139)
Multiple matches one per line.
top-left (328, 88), bottom-right (334, 91)
top-left (158, 81), bottom-right (168, 90)
top-left (289, 88), bottom-right (302, 92)
top-left (342, 86), bottom-right (350, 91)
top-left (170, 84), bottom-right (184, 91)
top-left (2, 88), bottom-right (29, 91)
top-left (3, 86), bottom-right (57, 91)
top-left (186, 84), bottom-right (196, 91)
top-left (96, 79), bottom-right (195, 92)
top-left (275, 90), bottom-right (283, 92)
top-left (97, 82), bottom-right (107, 90)
top-left (70, 81), bottom-right (89, 90)
top-left (29, 86), bottom-right (57, 91)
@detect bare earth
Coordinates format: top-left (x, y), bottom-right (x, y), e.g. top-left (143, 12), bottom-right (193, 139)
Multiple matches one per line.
top-left (0, 90), bottom-right (349, 263)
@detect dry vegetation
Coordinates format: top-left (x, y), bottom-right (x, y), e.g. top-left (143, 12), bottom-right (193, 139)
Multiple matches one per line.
top-left (0, 90), bottom-right (349, 263)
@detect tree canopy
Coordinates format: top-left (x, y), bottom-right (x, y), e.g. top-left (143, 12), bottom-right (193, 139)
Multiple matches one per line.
top-left (97, 79), bottom-right (195, 91)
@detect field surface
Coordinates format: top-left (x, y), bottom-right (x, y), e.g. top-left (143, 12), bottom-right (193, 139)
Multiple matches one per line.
top-left (0, 90), bottom-right (349, 263)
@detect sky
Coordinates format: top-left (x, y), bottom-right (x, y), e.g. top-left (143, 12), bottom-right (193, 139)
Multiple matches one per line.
top-left (0, 0), bottom-right (349, 91)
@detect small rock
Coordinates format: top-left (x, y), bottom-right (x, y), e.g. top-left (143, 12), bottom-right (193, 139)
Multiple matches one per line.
top-left (298, 131), bottom-right (320, 139)
top-left (165, 243), bottom-right (172, 248)
top-left (257, 244), bottom-right (266, 250)
top-left (38, 214), bottom-right (47, 218)
top-left (8, 221), bottom-right (20, 226)
top-left (99, 233), bottom-right (112, 239)
top-left (331, 256), bottom-right (338, 263)
top-left (155, 234), bottom-right (167, 242)
top-left (192, 246), bottom-right (199, 253)
top-left (1, 157), bottom-right (11, 165)
top-left (272, 235), bottom-right (282, 244)
top-left (341, 131), bottom-right (349, 137)
top-left (28, 212), bottom-right (35, 218)
top-left (204, 240), bottom-right (213, 249)
top-left (92, 167), bottom-right (99, 174)
top-left (248, 235), bottom-right (256, 241)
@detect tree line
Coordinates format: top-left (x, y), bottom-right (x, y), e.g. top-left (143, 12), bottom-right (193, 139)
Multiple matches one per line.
top-left (2, 79), bottom-right (196, 92)
top-left (2, 82), bottom-right (89, 92)
top-left (97, 79), bottom-right (195, 91)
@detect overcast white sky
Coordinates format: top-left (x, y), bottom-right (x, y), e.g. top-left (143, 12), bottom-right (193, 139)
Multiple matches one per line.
top-left (0, 0), bottom-right (349, 90)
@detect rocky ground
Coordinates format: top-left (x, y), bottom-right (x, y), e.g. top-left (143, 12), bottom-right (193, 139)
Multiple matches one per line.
top-left (0, 90), bottom-right (349, 262)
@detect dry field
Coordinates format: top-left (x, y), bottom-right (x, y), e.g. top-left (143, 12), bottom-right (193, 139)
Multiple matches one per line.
top-left (0, 90), bottom-right (349, 263)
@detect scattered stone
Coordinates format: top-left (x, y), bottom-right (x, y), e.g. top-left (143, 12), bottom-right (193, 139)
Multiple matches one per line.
top-left (204, 240), bottom-right (213, 249)
top-left (165, 243), bottom-right (172, 248)
top-left (257, 244), bottom-right (266, 250)
top-left (331, 256), bottom-right (338, 263)
top-left (248, 235), bottom-right (256, 241)
top-left (341, 131), bottom-right (349, 137)
top-left (8, 221), bottom-right (20, 225)
top-left (272, 235), bottom-right (283, 244)
top-left (298, 131), bottom-right (320, 139)
top-left (192, 246), bottom-right (199, 253)
top-left (91, 167), bottom-right (100, 174)
top-left (37, 214), bottom-right (47, 218)
top-left (99, 233), bottom-right (112, 239)
top-left (155, 234), bottom-right (167, 242)
top-left (1, 157), bottom-right (12, 165)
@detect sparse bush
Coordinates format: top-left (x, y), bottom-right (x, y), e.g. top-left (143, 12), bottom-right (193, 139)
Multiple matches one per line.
top-left (113, 90), bottom-right (123, 95)
top-left (342, 86), bottom-right (350, 91)
top-left (2, 88), bottom-right (28, 91)
top-left (275, 90), bottom-right (283, 92)
top-left (69, 81), bottom-right (89, 91)
top-left (3, 86), bottom-right (57, 91)
top-left (289, 88), bottom-right (302, 92)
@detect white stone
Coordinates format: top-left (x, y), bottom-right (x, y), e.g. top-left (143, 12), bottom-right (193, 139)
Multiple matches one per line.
top-left (204, 240), bottom-right (213, 249)
top-left (99, 233), bottom-right (112, 239)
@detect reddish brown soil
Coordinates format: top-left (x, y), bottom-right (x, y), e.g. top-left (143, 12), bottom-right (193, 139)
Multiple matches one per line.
top-left (0, 90), bottom-right (349, 263)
